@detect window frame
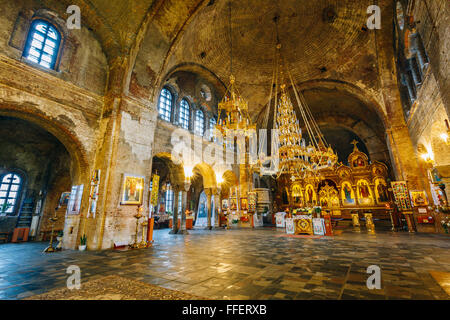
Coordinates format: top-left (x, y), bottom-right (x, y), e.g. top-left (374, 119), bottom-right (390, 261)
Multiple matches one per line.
top-left (194, 109), bottom-right (205, 136)
top-left (209, 117), bottom-right (217, 141)
top-left (0, 173), bottom-right (23, 216)
top-left (158, 88), bottom-right (174, 122)
top-left (179, 99), bottom-right (191, 130)
top-left (165, 184), bottom-right (174, 214)
top-left (23, 18), bottom-right (63, 71)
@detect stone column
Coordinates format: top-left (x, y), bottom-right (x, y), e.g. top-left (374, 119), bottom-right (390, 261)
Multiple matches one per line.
top-left (178, 190), bottom-right (189, 234)
top-left (214, 188), bottom-right (221, 228)
top-left (169, 187), bottom-right (179, 234)
top-left (205, 188), bottom-right (213, 230)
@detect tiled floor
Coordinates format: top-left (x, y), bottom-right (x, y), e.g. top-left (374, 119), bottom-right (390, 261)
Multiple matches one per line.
top-left (0, 227), bottom-right (449, 300)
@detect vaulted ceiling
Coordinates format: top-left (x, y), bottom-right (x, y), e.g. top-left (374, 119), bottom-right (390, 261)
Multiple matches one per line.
top-left (164, 0), bottom-right (382, 113)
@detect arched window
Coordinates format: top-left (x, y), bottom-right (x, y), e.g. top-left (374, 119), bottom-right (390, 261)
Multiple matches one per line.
top-left (23, 20), bottom-right (61, 70)
top-left (158, 88), bottom-right (173, 122)
top-left (178, 191), bottom-right (182, 214)
top-left (0, 173), bottom-right (22, 215)
top-left (195, 109), bottom-right (205, 136)
top-left (179, 99), bottom-right (190, 130)
top-left (209, 117), bottom-right (217, 140)
top-left (165, 183), bottom-right (174, 213)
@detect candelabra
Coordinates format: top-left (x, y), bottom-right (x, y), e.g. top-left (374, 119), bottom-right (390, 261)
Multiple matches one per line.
top-left (138, 219), bottom-right (148, 248)
top-left (130, 206), bottom-right (144, 249)
top-left (43, 206), bottom-right (59, 253)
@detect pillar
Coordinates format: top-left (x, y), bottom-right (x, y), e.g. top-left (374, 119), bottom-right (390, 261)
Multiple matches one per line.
top-left (214, 188), bottom-right (221, 228)
top-left (375, 1), bottom-right (431, 200)
top-left (178, 190), bottom-right (189, 234)
top-left (170, 187), bottom-right (180, 234)
top-left (205, 188), bottom-right (212, 230)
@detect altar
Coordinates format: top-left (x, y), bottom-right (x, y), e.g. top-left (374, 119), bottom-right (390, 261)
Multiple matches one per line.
top-left (275, 141), bottom-right (393, 225)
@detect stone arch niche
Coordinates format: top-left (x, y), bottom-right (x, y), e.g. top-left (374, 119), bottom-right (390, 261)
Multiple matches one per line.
top-left (0, 113), bottom-right (88, 247)
top-left (292, 81), bottom-right (390, 171)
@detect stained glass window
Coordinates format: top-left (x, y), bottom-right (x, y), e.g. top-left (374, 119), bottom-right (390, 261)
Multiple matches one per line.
top-left (23, 20), bottom-right (61, 70)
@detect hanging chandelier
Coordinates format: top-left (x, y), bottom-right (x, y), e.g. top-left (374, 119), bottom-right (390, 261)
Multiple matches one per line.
top-left (262, 32), bottom-right (338, 181)
top-left (216, 75), bottom-right (255, 138)
top-left (215, 1), bottom-right (255, 140)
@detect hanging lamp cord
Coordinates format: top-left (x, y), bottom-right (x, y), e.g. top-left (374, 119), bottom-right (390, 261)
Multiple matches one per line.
top-left (229, 1), bottom-right (233, 76)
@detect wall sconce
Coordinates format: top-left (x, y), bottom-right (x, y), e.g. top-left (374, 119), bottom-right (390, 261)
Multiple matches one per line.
top-left (420, 152), bottom-right (435, 166)
top-left (442, 119), bottom-right (450, 146)
top-left (440, 132), bottom-right (449, 145)
top-left (184, 166), bottom-right (193, 191)
top-left (216, 172), bottom-right (224, 185)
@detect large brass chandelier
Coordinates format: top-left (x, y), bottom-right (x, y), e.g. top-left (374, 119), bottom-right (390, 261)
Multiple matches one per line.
top-left (215, 1), bottom-right (255, 140)
top-left (216, 75), bottom-right (255, 137)
top-left (263, 40), bottom-right (338, 181)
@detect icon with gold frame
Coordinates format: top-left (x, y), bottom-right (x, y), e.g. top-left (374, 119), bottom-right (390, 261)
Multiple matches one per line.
top-left (410, 191), bottom-right (428, 207)
top-left (121, 174), bottom-right (145, 205)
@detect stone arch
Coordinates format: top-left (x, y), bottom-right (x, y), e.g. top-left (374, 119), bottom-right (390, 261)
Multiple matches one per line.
top-left (220, 170), bottom-right (238, 197)
top-left (193, 162), bottom-right (217, 189)
top-left (295, 79), bottom-right (388, 129)
top-left (316, 119), bottom-right (389, 165)
top-left (152, 152), bottom-right (185, 187)
top-left (0, 107), bottom-right (89, 185)
top-left (161, 63), bottom-right (227, 98)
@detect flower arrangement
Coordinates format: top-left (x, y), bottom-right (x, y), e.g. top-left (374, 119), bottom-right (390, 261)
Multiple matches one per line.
top-left (441, 217), bottom-right (450, 234)
top-left (240, 216), bottom-right (249, 222)
top-left (80, 234), bottom-right (87, 246)
top-left (232, 218), bottom-right (239, 224)
top-left (438, 205), bottom-right (450, 214)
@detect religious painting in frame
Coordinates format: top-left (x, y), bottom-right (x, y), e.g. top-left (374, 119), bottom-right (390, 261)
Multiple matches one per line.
top-left (121, 174), bottom-right (144, 205)
top-left (305, 184), bottom-right (317, 204)
top-left (222, 199), bottom-right (228, 211)
top-left (88, 169), bottom-right (101, 218)
top-left (67, 185), bottom-right (84, 215)
top-left (357, 179), bottom-right (374, 205)
top-left (240, 197), bottom-right (248, 211)
top-left (374, 178), bottom-right (389, 204)
top-left (59, 192), bottom-right (71, 207)
top-left (230, 198), bottom-right (238, 211)
top-left (341, 181), bottom-right (355, 205)
top-left (410, 191), bottom-right (428, 207)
